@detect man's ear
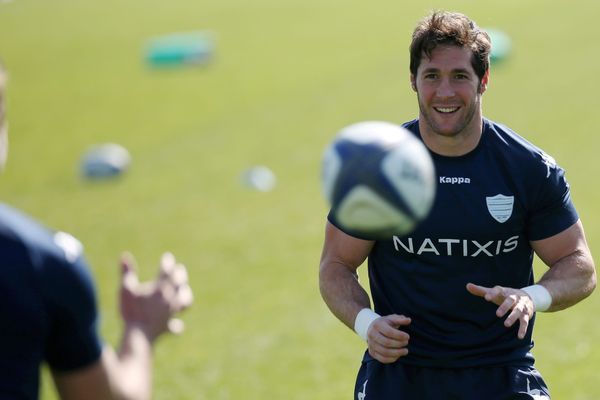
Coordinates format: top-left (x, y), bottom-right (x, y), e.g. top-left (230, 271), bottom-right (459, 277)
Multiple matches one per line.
top-left (410, 74), bottom-right (417, 92)
top-left (479, 70), bottom-right (489, 94)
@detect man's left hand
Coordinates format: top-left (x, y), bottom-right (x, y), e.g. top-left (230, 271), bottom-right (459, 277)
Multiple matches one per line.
top-left (466, 283), bottom-right (535, 339)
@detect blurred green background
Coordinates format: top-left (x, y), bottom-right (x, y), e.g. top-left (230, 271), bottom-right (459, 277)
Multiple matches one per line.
top-left (1, 0), bottom-right (599, 398)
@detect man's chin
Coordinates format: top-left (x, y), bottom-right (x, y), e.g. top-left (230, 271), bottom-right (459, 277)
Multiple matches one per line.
top-left (422, 114), bottom-right (461, 137)
top-left (431, 126), bottom-right (462, 137)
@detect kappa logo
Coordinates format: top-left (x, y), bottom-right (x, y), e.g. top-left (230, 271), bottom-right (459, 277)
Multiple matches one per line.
top-left (439, 176), bottom-right (471, 184)
top-left (486, 194), bottom-right (514, 223)
top-left (527, 378), bottom-right (549, 399)
top-left (540, 151), bottom-right (557, 178)
top-left (54, 231), bottom-right (83, 263)
top-left (357, 379), bottom-right (368, 400)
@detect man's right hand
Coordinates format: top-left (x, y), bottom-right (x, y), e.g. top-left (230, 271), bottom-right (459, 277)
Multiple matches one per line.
top-left (120, 252), bottom-right (194, 342)
top-left (366, 314), bottom-right (411, 364)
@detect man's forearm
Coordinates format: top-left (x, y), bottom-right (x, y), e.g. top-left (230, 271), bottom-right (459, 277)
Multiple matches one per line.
top-left (51, 327), bottom-right (154, 400)
top-left (538, 249), bottom-right (596, 312)
top-left (101, 326), bottom-right (153, 400)
top-left (319, 261), bottom-right (372, 330)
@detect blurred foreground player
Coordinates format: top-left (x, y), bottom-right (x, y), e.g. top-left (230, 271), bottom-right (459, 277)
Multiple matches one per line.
top-left (319, 11), bottom-right (596, 399)
top-left (0, 65), bottom-right (193, 399)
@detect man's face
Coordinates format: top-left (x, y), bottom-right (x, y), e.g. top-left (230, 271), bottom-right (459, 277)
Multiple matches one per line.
top-left (411, 45), bottom-right (488, 138)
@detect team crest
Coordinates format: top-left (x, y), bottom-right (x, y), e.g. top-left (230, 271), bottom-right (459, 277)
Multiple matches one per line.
top-left (486, 194), bottom-right (514, 223)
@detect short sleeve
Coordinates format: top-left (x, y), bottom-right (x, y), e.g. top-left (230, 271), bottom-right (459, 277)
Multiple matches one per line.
top-left (526, 154), bottom-right (579, 241)
top-left (327, 211), bottom-right (376, 240)
top-left (41, 234), bottom-right (103, 371)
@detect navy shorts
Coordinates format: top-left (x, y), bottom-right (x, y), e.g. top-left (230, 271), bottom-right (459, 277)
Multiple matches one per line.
top-left (354, 360), bottom-right (550, 399)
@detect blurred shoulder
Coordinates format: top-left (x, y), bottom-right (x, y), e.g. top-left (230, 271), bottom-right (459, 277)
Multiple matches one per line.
top-left (0, 203), bottom-right (85, 273)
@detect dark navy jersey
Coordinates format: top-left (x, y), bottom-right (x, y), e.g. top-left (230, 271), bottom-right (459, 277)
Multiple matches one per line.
top-left (0, 204), bottom-right (103, 399)
top-left (328, 118), bottom-right (579, 368)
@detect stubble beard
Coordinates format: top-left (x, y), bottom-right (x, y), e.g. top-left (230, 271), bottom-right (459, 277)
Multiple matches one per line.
top-left (417, 92), bottom-right (481, 139)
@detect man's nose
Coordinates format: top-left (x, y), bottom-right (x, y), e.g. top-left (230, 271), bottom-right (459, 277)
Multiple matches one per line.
top-left (436, 78), bottom-right (455, 98)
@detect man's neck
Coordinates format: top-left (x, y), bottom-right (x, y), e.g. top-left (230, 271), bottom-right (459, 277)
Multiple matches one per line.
top-left (419, 116), bottom-right (484, 157)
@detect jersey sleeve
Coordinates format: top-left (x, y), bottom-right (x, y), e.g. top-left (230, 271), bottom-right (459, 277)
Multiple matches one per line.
top-left (40, 233), bottom-right (103, 372)
top-left (326, 211), bottom-right (375, 240)
top-left (525, 152), bottom-right (579, 241)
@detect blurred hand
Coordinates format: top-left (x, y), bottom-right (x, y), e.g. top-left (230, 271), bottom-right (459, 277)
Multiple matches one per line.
top-left (366, 314), bottom-right (411, 364)
top-left (466, 283), bottom-right (534, 339)
top-left (119, 252), bottom-right (194, 342)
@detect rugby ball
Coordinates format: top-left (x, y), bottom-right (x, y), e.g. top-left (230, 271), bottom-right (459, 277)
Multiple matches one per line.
top-left (322, 121), bottom-right (436, 238)
top-left (81, 143), bottom-right (131, 179)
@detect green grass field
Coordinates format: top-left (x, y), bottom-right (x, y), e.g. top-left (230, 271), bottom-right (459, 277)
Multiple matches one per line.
top-left (1, 0), bottom-right (599, 398)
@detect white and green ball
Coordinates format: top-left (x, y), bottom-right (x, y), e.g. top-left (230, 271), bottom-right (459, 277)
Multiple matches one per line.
top-left (486, 28), bottom-right (512, 64)
top-left (321, 121), bottom-right (436, 238)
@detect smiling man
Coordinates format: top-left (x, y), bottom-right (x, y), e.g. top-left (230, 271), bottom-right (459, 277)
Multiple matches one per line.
top-left (411, 44), bottom-right (487, 154)
top-left (319, 11), bottom-right (596, 399)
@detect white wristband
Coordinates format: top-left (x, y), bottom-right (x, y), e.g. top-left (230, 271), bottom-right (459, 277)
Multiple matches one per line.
top-left (521, 284), bottom-right (552, 312)
top-left (354, 308), bottom-right (381, 341)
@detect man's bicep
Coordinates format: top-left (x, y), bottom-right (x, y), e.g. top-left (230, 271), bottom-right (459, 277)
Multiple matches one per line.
top-left (51, 349), bottom-right (112, 400)
top-left (531, 219), bottom-right (590, 267)
top-left (320, 221), bottom-right (374, 272)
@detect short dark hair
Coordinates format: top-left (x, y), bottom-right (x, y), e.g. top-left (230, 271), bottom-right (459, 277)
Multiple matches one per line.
top-left (409, 11), bottom-right (491, 81)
